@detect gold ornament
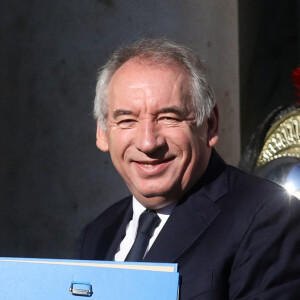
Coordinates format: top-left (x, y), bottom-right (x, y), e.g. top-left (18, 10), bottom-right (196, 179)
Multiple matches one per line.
top-left (257, 108), bottom-right (300, 168)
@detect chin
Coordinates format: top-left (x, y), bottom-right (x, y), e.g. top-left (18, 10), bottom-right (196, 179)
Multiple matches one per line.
top-left (135, 181), bottom-right (174, 196)
top-left (140, 198), bottom-right (174, 210)
top-left (137, 187), bottom-right (170, 199)
top-left (133, 189), bottom-right (177, 209)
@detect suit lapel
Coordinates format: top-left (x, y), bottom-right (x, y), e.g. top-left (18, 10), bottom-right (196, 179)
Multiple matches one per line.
top-left (144, 149), bottom-right (229, 263)
top-left (103, 198), bottom-right (133, 260)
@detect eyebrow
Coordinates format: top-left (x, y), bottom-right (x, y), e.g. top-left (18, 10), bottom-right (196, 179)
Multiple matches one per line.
top-left (157, 106), bottom-right (186, 117)
top-left (112, 106), bottom-right (187, 119)
top-left (113, 109), bottom-right (133, 119)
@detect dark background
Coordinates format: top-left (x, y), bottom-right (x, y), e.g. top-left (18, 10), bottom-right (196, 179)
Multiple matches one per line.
top-left (1, 0), bottom-right (299, 258)
top-left (239, 0), bottom-right (300, 151)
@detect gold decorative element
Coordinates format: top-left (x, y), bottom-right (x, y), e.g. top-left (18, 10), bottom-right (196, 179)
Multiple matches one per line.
top-left (257, 108), bottom-right (300, 168)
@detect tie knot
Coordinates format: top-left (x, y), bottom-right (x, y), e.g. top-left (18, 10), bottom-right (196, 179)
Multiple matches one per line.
top-left (137, 210), bottom-right (161, 237)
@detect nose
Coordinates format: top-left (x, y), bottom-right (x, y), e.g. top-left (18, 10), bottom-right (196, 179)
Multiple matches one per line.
top-left (135, 120), bottom-right (165, 154)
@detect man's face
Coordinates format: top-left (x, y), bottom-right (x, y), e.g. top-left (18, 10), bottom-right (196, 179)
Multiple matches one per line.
top-left (97, 59), bottom-right (218, 209)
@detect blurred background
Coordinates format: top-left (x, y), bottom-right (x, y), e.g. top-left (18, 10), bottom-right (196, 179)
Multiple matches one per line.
top-left (0, 0), bottom-right (299, 258)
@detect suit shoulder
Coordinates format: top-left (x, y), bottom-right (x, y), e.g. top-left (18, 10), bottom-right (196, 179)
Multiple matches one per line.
top-left (225, 165), bottom-right (299, 211)
top-left (227, 165), bottom-right (285, 192)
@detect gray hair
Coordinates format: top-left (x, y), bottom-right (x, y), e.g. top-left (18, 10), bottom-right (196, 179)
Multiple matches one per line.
top-left (94, 38), bottom-right (215, 129)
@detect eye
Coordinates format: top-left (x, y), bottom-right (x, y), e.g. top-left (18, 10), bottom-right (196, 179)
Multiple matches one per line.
top-left (158, 116), bottom-right (180, 125)
top-left (117, 119), bottom-right (137, 129)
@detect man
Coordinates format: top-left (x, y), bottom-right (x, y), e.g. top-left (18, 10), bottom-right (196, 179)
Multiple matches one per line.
top-left (76, 39), bottom-right (300, 299)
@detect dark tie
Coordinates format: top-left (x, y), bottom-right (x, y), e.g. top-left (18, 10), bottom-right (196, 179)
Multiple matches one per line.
top-left (125, 210), bottom-right (161, 262)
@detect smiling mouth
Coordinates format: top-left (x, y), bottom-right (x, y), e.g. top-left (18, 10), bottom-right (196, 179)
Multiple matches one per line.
top-left (140, 163), bottom-right (157, 167)
top-left (132, 157), bottom-right (174, 175)
top-left (135, 157), bottom-right (174, 166)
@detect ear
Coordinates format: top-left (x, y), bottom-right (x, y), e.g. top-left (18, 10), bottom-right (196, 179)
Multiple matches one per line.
top-left (96, 122), bottom-right (109, 152)
top-left (207, 105), bottom-right (219, 147)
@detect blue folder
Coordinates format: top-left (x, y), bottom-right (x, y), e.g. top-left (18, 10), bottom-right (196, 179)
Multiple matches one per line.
top-left (0, 258), bottom-right (179, 299)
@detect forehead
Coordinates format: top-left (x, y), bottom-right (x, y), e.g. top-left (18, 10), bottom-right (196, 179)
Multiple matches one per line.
top-left (111, 57), bottom-right (189, 82)
top-left (107, 59), bottom-right (192, 110)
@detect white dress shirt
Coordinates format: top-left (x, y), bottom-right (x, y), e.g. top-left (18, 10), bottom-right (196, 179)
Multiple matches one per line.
top-left (114, 197), bottom-right (176, 261)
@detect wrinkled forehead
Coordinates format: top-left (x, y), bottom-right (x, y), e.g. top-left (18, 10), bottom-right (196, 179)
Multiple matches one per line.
top-left (107, 58), bottom-right (192, 107)
top-left (105, 67), bottom-right (195, 126)
top-left (110, 55), bottom-right (190, 83)
top-left (109, 57), bottom-right (190, 89)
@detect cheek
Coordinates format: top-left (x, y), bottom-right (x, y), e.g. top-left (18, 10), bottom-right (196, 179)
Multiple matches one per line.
top-left (107, 130), bottom-right (134, 158)
top-left (163, 128), bottom-right (193, 153)
top-left (180, 131), bottom-right (208, 169)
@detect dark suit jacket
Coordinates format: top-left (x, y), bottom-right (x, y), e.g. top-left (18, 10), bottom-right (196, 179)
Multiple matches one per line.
top-left (76, 150), bottom-right (300, 299)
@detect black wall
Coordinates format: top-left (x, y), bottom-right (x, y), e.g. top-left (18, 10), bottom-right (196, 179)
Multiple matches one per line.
top-left (239, 0), bottom-right (300, 152)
